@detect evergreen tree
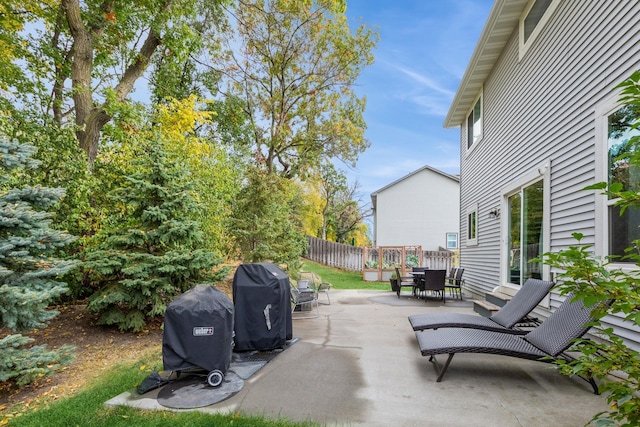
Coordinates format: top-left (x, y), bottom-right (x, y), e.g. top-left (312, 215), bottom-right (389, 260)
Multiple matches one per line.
top-left (0, 138), bottom-right (78, 330)
top-left (85, 138), bottom-right (226, 332)
top-left (0, 132), bottom-right (77, 386)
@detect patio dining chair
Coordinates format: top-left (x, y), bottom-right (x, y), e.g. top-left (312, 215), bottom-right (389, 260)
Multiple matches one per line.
top-left (415, 269), bottom-right (446, 302)
top-left (408, 278), bottom-right (554, 333)
top-left (394, 267), bottom-right (417, 298)
top-left (414, 293), bottom-right (607, 394)
top-left (444, 267), bottom-right (464, 300)
top-left (444, 267), bottom-right (456, 286)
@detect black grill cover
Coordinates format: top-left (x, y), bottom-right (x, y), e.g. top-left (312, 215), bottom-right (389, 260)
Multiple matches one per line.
top-left (162, 285), bottom-right (234, 373)
top-left (232, 263), bottom-right (292, 351)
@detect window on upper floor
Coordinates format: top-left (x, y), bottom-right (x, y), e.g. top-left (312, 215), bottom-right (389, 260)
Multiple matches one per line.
top-left (606, 105), bottom-right (640, 261)
top-left (519, 0), bottom-right (560, 59)
top-left (466, 94), bottom-right (482, 150)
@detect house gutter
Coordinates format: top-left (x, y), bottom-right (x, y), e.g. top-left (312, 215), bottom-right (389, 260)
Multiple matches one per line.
top-left (443, 0), bottom-right (529, 128)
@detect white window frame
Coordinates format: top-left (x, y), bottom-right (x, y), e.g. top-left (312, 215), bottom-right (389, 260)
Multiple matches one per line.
top-left (466, 203), bottom-right (478, 247)
top-left (518, 0), bottom-right (561, 60)
top-left (499, 161), bottom-right (551, 296)
top-left (446, 232), bottom-right (458, 249)
top-left (465, 90), bottom-right (483, 154)
top-left (594, 93), bottom-right (640, 269)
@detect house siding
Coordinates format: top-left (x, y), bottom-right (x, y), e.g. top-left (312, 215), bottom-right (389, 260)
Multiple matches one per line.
top-left (374, 168), bottom-right (459, 251)
top-left (458, 0), bottom-right (640, 345)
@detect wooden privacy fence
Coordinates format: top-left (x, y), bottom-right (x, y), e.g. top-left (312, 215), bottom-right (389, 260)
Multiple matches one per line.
top-left (306, 235), bottom-right (362, 271)
top-left (305, 236), bottom-right (457, 280)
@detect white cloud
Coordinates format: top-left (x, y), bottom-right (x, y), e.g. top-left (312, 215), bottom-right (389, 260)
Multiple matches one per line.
top-left (392, 65), bottom-right (455, 97)
top-left (372, 62), bottom-right (454, 117)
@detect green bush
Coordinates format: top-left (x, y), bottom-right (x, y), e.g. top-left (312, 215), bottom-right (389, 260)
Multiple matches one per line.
top-left (229, 167), bottom-right (307, 269)
top-left (405, 254), bottom-right (419, 268)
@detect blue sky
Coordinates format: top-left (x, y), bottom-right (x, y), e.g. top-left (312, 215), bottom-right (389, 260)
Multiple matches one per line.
top-left (343, 0), bottom-right (494, 198)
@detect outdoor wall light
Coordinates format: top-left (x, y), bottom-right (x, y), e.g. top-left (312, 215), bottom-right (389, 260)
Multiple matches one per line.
top-left (537, 162), bottom-right (550, 175)
top-left (488, 207), bottom-right (500, 219)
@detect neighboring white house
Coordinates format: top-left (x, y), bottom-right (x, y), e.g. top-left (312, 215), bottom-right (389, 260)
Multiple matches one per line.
top-left (445, 0), bottom-right (640, 347)
top-left (370, 165), bottom-right (460, 251)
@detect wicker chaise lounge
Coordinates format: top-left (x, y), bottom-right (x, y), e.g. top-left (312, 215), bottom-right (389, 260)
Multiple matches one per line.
top-left (414, 293), bottom-right (602, 394)
top-left (408, 278), bottom-right (554, 334)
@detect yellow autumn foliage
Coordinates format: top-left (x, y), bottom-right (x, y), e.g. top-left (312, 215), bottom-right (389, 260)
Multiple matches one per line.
top-left (301, 181), bottom-right (324, 236)
top-left (154, 95), bottom-right (214, 168)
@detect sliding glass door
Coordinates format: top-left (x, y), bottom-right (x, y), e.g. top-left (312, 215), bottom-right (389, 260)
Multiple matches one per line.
top-left (507, 179), bottom-right (544, 285)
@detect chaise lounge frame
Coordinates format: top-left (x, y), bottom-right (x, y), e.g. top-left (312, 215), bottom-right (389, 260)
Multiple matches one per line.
top-left (414, 293), bottom-right (605, 394)
top-left (408, 278), bottom-right (554, 334)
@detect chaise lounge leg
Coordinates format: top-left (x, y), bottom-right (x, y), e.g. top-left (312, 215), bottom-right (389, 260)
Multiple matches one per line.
top-left (429, 353), bottom-right (455, 382)
top-left (561, 350), bottom-right (600, 395)
top-left (584, 376), bottom-right (599, 395)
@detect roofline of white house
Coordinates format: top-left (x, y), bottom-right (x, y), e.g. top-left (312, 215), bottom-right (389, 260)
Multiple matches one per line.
top-left (370, 164), bottom-right (460, 208)
top-left (443, 0), bottom-right (529, 128)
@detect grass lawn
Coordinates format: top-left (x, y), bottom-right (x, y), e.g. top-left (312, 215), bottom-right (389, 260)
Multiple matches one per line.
top-left (6, 351), bottom-right (316, 427)
top-left (301, 260), bottom-right (389, 291)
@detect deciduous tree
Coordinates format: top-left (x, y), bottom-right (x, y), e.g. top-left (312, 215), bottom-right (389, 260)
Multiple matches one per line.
top-left (228, 167), bottom-right (307, 270)
top-left (2, 0), bottom-right (228, 164)
top-left (315, 162), bottom-right (347, 240)
top-left (0, 1), bottom-right (52, 92)
top-left (308, 161), bottom-right (370, 244)
top-left (211, 0), bottom-right (378, 178)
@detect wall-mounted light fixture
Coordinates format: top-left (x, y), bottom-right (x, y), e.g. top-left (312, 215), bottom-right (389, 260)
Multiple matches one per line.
top-left (488, 207), bottom-right (500, 219)
top-left (537, 162), bottom-right (549, 175)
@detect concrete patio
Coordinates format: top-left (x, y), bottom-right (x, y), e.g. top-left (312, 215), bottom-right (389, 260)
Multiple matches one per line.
top-left (107, 289), bottom-right (609, 426)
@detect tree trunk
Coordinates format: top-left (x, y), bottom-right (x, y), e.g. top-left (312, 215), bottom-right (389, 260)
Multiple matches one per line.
top-left (62, 0), bottom-right (163, 164)
top-left (63, 0), bottom-right (94, 159)
top-left (83, 108), bottom-right (111, 163)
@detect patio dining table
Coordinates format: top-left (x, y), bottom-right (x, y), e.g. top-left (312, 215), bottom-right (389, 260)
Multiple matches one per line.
top-left (409, 269), bottom-right (447, 302)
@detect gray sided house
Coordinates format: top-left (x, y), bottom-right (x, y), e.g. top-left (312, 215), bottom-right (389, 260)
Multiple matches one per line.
top-left (446, 0), bottom-right (640, 348)
top-left (371, 165), bottom-right (460, 251)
